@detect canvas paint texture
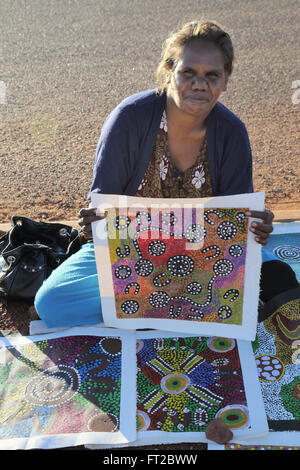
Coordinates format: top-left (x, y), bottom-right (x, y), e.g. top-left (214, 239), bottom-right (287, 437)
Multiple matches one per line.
top-left (86, 331), bottom-right (268, 449)
top-left (252, 285), bottom-right (300, 434)
top-left (92, 192), bottom-right (265, 340)
top-left (0, 327), bottom-right (136, 449)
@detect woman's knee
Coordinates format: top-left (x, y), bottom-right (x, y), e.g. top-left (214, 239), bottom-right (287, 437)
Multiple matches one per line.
top-left (34, 244), bottom-right (99, 322)
top-left (34, 275), bottom-right (63, 322)
top-left (34, 262), bottom-right (102, 327)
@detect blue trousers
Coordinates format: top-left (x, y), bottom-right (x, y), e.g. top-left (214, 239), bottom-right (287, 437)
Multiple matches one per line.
top-left (35, 243), bottom-right (103, 327)
top-left (35, 242), bottom-right (277, 328)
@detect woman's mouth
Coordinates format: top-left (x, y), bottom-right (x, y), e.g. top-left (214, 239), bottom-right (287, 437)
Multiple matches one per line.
top-left (185, 95), bottom-right (209, 103)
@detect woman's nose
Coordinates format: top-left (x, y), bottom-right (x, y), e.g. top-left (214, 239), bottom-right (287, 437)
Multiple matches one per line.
top-left (192, 76), bottom-right (208, 89)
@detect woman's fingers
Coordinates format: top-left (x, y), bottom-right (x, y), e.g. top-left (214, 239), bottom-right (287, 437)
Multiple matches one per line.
top-left (78, 208), bottom-right (105, 225)
top-left (250, 222), bottom-right (273, 234)
top-left (250, 227), bottom-right (271, 244)
top-left (78, 207), bottom-right (106, 239)
top-left (246, 209), bottom-right (274, 223)
top-left (246, 209), bottom-right (274, 246)
top-left (78, 214), bottom-right (102, 227)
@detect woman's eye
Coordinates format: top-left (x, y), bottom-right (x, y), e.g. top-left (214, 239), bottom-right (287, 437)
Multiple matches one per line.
top-left (182, 70), bottom-right (194, 76)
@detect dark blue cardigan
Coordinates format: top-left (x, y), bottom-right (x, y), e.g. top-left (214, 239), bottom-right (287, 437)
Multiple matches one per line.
top-left (89, 89), bottom-right (253, 200)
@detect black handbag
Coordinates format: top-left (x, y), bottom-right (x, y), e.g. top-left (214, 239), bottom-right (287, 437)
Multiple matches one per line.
top-left (0, 216), bottom-right (81, 300)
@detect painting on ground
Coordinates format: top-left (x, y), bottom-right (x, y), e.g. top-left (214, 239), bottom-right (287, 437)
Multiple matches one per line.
top-left (92, 192), bottom-right (265, 340)
top-left (86, 330), bottom-right (268, 449)
top-left (253, 285), bottom-right (300, 434)
top-left (264, 221), bottom-right (300, 282)
top-left (0, 327), bottom-right (136, 449)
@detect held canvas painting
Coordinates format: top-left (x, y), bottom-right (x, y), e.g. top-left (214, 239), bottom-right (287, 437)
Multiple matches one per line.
top-left (92, 193), bottom-right (265, 340)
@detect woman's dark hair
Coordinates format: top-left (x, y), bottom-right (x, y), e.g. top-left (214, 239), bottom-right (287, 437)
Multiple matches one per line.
top-left (156, 20), bottom-right (234, 94)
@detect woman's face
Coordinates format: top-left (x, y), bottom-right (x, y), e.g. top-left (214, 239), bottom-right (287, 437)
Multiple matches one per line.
top-left (167, 40), bottom-right (229, 118)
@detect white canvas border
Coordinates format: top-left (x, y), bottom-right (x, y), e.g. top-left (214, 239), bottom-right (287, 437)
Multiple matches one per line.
top-left (0, 326), bottom-right (136, 449)
top-left (272, 221), bottom-right (300, 235)
top-left (91, 192), bottom-right (265, 340)
top-left (207, 431), bottom-right (300, 449)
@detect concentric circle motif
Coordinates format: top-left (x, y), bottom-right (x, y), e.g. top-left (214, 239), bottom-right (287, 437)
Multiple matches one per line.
top-left (136, 410), bottom-right (151, 431)
top-left (149, 291), bottom-right (170, 308)
top-left (87, 413), bottom-right (119, 432)
top-left (167, 255), bottom-right (194, 277)
top-left (218, 305), bottom-right (232, 320)
top-left (114, 215), bottom-right (131, 230)
top-left (24, 365), bottom-right (80, 407)
top-left (229, 244), bottom-right (243, 257)
top-left (185, 224), bottom-right (206, 243)
top-left (134, 259), bottom-right (154, 277)
top-left (255, 355), bottom-right (285, 382)
top-left (216, 405), bottom-right (249, 429)
top-left (186, 282), bottom-right (202, 295)
top-left (160, 373), bottom-right (191, 395)
top-left (114, 265), bottom-right (132, 279)
top-left (273, 245), bottom-right (300, 263)
top-left (121, 299), bottom-right (139, 315)
top-left (148, 240), bottom-right (166, 257)
top-left (217, 221), bottom-right (237, 240)
top-left (207, 337), bottom-right (236, 353)
top-left (213, 259), bottom-right (234, 277)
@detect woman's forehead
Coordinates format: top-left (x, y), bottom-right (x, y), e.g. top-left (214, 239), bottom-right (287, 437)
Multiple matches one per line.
top-left (178, 40), bottom-right (225, 69)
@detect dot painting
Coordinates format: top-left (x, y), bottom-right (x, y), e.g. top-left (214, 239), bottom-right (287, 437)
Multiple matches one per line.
top-left (252, 288), bottom-right (300, 432)
top-left (106, 207), bottom-right (249, 325)
top-left (136, 336), bottom-right (250, 433)
top-left (0, 335), bottom-right (123, 440)
top-left (264, 232), bottom-right (300, 282)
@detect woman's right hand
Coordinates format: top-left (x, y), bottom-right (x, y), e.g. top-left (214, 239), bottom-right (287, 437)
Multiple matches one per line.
top-left (78, 207), bottom-right (105, 240)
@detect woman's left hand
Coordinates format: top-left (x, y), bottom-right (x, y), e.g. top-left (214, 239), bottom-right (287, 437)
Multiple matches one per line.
top-left (246, 209), bottom-right (274, 246)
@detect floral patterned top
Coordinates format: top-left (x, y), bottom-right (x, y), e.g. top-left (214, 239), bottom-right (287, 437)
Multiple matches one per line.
top-left (135, 111), bottom-right (213, 198)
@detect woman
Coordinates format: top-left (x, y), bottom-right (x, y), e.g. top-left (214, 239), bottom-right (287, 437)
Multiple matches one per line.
top-left (34, 20), bottom-right (274, 327)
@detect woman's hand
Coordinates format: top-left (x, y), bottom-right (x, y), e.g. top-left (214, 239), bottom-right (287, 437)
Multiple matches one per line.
top-left (246, 209), bottom-right (274, 246)
top-left (78, 207), bottom-right (106, 240)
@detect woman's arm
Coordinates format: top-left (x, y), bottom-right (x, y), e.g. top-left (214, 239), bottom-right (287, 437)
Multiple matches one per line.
top-left (217, 119), bottom-right (274, 245)
top-left (218, 122), bottom-right (254, 196)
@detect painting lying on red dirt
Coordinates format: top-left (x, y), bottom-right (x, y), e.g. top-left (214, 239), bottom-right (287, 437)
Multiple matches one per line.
top-left (0, 327), bottom-right (136, 449)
